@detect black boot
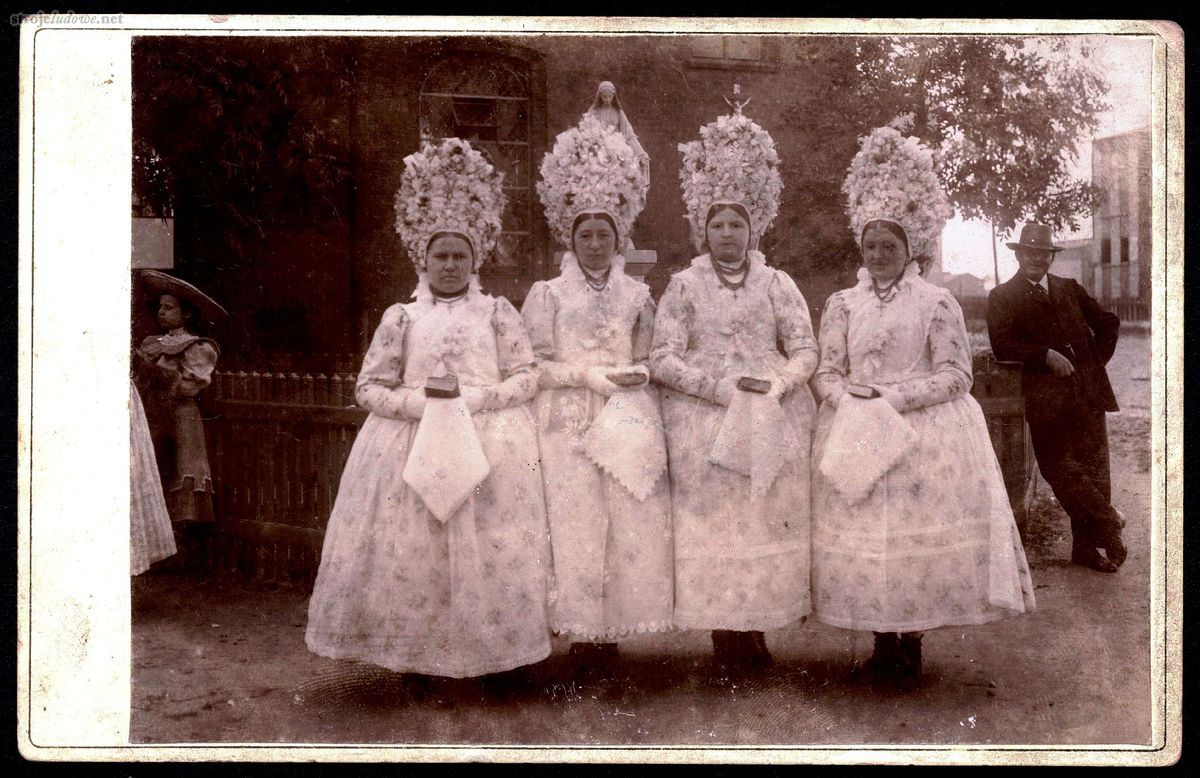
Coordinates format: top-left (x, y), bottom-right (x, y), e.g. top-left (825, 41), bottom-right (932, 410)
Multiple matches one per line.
top-left (745, 631), bottom-right (775, 670)
top-left (896, 632), bottom-right (924, 690)
top-left (860, 632), bottom-right (900, 681)
top-left (709, 630), bottom-right (737, 687)
top-left (571, 642), bottom-right (619, 698)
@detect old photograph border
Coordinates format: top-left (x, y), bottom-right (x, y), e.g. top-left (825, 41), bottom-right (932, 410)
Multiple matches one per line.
top-left (16, 15), bottom-right (1184, 765)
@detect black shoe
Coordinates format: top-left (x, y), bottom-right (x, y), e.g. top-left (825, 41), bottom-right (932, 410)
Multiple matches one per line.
top-left (857, 632), bottom-right (900, 682)
top-left (744, 631), bottom-right (776, 670)
top-left (1071, 546), bottom-right (1119, 574)
top-left (896, 633), bottom-right (923, 690)
top-left (1103, 535), bottom-right (1128, 568)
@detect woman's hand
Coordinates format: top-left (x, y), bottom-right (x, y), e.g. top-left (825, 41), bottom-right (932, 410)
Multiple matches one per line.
top-left (713, 376), bottom-right (739, 406)
top-left (584, 366), bottom-right (621, 397)
top-left (402, 391), bottom-right (427, 420)
top-left (462, 386), bottom-right (487, 413)
top-left (871, 384), bottom-right (906, 412)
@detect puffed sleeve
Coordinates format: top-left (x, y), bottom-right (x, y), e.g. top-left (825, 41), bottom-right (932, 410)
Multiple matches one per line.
top-left (887, 290), bottom-right (973, 412)
top-left (649, 274), bottom-right (721, 403)
top-left (631, 288), bottom-right (656, 364)
top-left (768, 271), bottom-right (819, 392)
top-left (174, 341), bottom-right (218, 399)
top-left (355, 304), bottom-right (421, 419)
top-left (520, 281), bottom-right (586, 389)
top-left (811, 291), bottom-right (851, 406)
top-left (473, 297), bottom-right (539, 411)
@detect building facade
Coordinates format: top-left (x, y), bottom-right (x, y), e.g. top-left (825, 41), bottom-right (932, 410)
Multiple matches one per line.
top-left (1089, 126), bottom-right (1151, 320)
top-left (133, 35), bottom-right (922, 369)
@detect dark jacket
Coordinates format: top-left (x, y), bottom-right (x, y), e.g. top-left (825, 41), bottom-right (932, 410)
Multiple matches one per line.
top-left (987, 272), bottom-right (1120, 425)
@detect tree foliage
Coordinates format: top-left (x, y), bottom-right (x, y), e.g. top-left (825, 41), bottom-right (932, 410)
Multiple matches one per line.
top-left (775, 36), bottom-right (1109, 281)
top-left (855, 36), bottom-right (1110, 238)
top-left (133, 37), bottom-right (356, 261)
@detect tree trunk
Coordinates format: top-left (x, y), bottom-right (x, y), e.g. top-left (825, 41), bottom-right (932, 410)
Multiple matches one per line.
top-left (991, 222), bottom-right (1001, 287)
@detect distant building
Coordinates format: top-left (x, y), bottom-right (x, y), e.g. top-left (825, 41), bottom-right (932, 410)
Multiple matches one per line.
top-left (1053, 237), bottom-right (1091, 286)
top-left (941, 272), bottom-right (988, 299)
top-left (1090, 126), bottom-right (1151, 320)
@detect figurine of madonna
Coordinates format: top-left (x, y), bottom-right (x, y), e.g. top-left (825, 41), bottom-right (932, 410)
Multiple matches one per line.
top-left (585, 81), bottom-right (649, 189)
top-left (523, 115), bottom-right (672, 695)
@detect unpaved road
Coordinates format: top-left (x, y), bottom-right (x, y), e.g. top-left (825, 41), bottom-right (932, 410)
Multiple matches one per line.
top-left (131, 331), bottom-right (1154, 747)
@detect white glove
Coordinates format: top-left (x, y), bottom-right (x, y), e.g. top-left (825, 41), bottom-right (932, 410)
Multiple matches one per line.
top-left (401, 391), bottom-right (427, 420)
top-left (584, 366), bottom-right (621, 397)
top-left (713, 376), bottom-right (739, 407)
top-left (871, 384), bottom-right (906, 412)
top-left (461, 386), bottom-right (487, 413)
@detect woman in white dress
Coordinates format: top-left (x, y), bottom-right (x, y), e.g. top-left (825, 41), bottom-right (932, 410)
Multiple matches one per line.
top-left (129, 379), bottom-right (176, 575)
top-left (651, 106), bottom-right (818, 683)
top-left (811, 126), bottom-right (1036, 688)
top-left (306, 138), bottom-right (553, 681)
top-left (522, 114), bottom-right (672, 691)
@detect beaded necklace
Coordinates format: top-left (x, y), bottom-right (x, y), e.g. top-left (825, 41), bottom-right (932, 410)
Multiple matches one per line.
top-left (581, 265), bottom-right (612, 292)
top-left (711, 254), bottom-right (750, 291)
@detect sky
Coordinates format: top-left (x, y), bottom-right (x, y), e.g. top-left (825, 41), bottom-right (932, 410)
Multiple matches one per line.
top-left (939, 36), bottom-right (1154, 286)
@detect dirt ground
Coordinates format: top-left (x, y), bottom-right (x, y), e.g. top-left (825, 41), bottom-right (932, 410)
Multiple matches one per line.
top-left (130, 330), bottom-right (1155, 748)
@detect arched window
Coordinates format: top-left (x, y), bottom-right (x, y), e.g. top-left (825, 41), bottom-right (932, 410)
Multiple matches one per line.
top-left (420, 52), bottom-right (534, 275)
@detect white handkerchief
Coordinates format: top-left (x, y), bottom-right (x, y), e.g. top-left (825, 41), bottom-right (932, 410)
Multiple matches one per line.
top-left (583, 388), bottom-right (668, 502)
top-left (709, 390), bottom-right (801, 500)
top-left (402, 395), bottom-right (491, 522)
top-left (818, 395), bottom-right (917, 505)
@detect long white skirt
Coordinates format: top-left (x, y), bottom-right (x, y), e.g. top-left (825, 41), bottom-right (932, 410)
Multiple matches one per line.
top-left (811, 394), bottom-right (1036, 633)
top-left (130, 381), bottom-right (176, 575)
top-left (305, 407), bottom-right (553, 678)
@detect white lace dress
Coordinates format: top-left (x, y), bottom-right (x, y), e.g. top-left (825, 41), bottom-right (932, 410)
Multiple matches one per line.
top-left (810, 265), bottom-right (1036, 632)
top-left (130, 380), bottom-right (176, 574)
top-left (521, 254), bottom-right (673, 642)
top-left (306, 283), bottom-right (553, 677)
top-left (650, 252), bottom-right (818, 631)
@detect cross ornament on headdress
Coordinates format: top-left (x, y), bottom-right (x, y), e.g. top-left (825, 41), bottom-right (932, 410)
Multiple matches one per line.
top-left (724, 83), bottom-right (752, 115)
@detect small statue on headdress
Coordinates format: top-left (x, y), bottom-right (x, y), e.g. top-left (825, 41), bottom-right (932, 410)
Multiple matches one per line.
top-left (585, 81), bottom-right (650, 190)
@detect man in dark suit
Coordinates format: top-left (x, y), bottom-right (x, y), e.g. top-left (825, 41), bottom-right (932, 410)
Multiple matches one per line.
top-left (987, 223), bottom-right (1126, 573)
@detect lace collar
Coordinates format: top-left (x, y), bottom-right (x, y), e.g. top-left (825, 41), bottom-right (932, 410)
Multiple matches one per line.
top-left (854, 260), bottom-right (922, 294)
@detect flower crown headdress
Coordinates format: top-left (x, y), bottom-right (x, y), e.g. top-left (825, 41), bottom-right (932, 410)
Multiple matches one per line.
top-left (843, 124), bottom-right (953, 261)
top-left (677, 102), bottom-right (783, 252)
top-left (394, 137), bottom-right (506, 271)
top-left (537, 114), bottom-right (646, 248)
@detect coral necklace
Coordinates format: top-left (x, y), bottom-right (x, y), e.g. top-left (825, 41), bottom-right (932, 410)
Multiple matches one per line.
top-left (711, 255), bottom-right (749, 291)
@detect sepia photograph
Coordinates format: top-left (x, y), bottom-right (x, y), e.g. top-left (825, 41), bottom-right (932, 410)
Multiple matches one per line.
top-left (17, 16), bottom-right (1182, 764)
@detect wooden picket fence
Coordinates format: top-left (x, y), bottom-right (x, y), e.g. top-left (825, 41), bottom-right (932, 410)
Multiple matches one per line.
top-left (206, 370), bottom-right (366, 584)
top-left (970, 355), bottom-right (1035, 531)
top-left (204, 357), bottom-right (1033, 581)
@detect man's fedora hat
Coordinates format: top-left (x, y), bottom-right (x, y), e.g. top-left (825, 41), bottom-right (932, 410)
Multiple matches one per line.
top-left (1005, 223), bottom-right (1064, 253)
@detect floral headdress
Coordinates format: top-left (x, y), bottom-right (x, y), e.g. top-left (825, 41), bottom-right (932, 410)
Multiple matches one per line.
top-left (394, 137), bottom-right (506, 271)
top-left (678, 109), bottom-right (783, 252)
top-left (843, 125), bottom-right (954, 261)
top-left (537, 114), bottom-right (646, 248)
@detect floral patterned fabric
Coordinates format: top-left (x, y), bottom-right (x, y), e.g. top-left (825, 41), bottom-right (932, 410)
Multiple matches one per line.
top-left (521, 254), bottom-right (674, 641)
top-left (810, 266), bottom-right (1036, 632)
top-left (650, 253), bottom-right (818, 631)
top-left (306, 282), bottom-right (553, 678)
